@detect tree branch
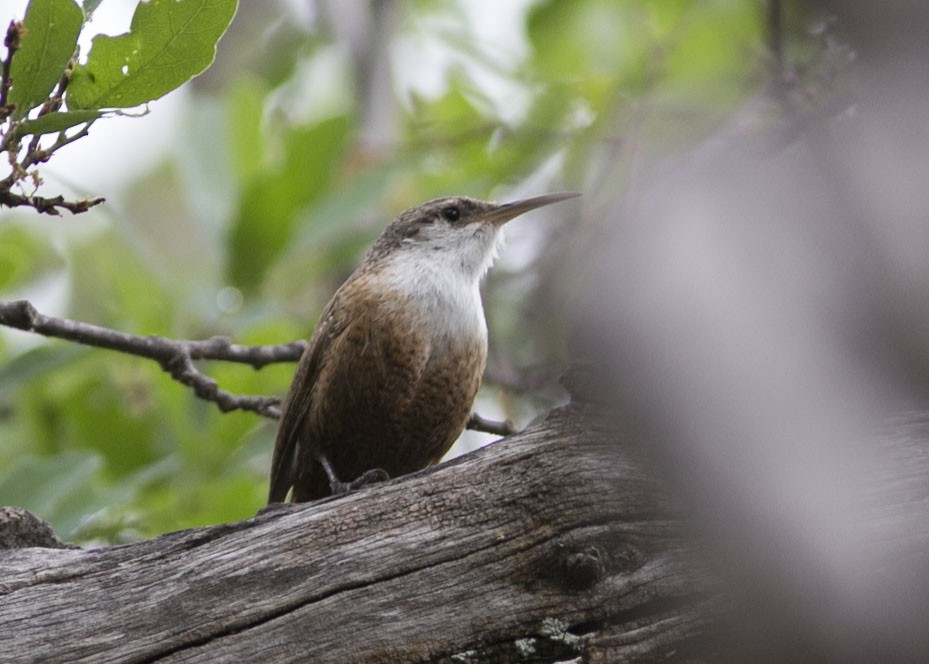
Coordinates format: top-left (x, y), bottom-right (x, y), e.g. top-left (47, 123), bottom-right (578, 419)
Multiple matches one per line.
top-left (0, 299), bottom-right (305, 418)
top-left (0, 189), bottom-right (105, 215)
top-left (467, 411), bottom-right (516, 436)
top-left (0, 299), bottom-right (522, 433)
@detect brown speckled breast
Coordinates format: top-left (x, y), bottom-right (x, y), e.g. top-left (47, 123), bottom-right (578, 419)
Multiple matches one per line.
top-left (290, 276), bottom-right (487, 502)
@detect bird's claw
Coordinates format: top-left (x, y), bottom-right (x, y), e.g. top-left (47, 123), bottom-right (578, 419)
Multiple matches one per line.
top-left (329, 468), bottom-right (390, 495)
top-left (349, 468), bottom-right (390, 489)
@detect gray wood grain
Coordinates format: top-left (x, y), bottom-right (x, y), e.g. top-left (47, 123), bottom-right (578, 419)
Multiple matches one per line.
top-left (0, 404), bottom-right (704, 663)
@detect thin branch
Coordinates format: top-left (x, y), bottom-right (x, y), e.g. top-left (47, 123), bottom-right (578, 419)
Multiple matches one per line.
top-left (0, 299), bottom-right (520, 432)
top-left (0, 21), bottom-right (22, 120)
top-left (0, 189), bottom-right (105, 215)
top-left (467, 412), bottom-right (516, 437)
top-left (0, 300), bottom-right (305, 418)
top-left (159, 350), bottom-right (285, 419)
top-left (17, 121), bottom-right (94, 173)
top-left (36, 55), bottom-right (74, 118)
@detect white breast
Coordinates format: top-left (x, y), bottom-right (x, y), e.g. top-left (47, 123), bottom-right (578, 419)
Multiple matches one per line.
top-left (378, 250), bottom-right (488, 349)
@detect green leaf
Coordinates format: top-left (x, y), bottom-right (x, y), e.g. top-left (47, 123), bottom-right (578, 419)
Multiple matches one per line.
top-left (0, 224), bottom-right (65, 291)
top-left (0, 451), bottom-right (102, 535)
top-left (12, 109), bottom-right (102, 139)
top-left (227, 115), bottom-right (351, 290)
top-left (67, 0), bottom-right (238, 110)
top-left (226, 77), bottom-right (268, 184)
top-left (0, 345), bottom-right (85, 397)
top-left (8, 0), bottom-right (83, 119)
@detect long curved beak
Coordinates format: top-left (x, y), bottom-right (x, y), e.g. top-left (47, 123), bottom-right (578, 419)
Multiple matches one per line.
top-left (478, 191), bottom-right (581, 226)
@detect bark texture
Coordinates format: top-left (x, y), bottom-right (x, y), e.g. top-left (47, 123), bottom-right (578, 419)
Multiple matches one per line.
top-left (0, 403), bottom-right (706, 663)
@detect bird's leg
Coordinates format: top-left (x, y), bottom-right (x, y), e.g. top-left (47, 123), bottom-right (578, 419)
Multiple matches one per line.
top-left (316, 453), bottom-right (390, 496)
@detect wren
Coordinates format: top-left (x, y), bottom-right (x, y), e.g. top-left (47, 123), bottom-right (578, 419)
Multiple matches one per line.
top-left (268, 192), bottom-right (579, 503)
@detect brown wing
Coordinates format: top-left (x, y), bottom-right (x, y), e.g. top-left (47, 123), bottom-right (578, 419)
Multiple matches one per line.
top-left (270, 268), bottom-right (469, 503)
top-left (267, 296), bottom-right (346, 503)
top-left (294, 289), bottom-right (431, 487)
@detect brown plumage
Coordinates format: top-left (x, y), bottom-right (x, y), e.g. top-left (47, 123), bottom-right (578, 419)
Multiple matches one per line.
top-left (268, 192), bottom-right (579, 503)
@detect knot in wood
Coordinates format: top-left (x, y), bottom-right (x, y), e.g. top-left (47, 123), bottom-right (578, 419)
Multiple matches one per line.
top-left (0, 299), bottom-right (38, 330)
top-left (562, 545), bottom-right (606, 589)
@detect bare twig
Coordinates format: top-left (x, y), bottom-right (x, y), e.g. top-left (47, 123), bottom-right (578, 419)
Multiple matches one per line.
top-left (0, 300), bottom-right (305, 418)
top-left (0, 189), bottom-right (105, 215)
top-left (467, 412), bottom-right (516, 437)
top-left (0, 299), bottom-right (519, 431)
top-left (0, 21), bottom-right (22, 120)
top-left (15, 120), bottom-right (93, 173)
top-left (36, 55), bottom-right (74, 118)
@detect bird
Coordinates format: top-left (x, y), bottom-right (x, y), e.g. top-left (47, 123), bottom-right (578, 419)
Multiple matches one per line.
top-left (268, 191), bottom-right (580, 503)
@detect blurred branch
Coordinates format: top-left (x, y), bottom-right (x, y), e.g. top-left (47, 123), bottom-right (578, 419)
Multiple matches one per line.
top-left (0, 300), bottom-right (304, 419)
top-left (765, 0), bottom-right (784, 75)
top-left (466, 412), bottom-right (516, 437)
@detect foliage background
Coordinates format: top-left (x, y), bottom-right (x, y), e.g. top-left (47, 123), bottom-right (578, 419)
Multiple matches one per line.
top-left (0, 0), bottom-right (803, 543)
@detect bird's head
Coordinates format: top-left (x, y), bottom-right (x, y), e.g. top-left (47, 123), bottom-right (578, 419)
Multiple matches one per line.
top-left (371, 192), bottom-right (580, 282)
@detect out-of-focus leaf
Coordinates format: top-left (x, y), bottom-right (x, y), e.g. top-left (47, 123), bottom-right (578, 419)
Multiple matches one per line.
top-left (67, 230), bottom-right (172, 335)
top-left (0, 451), bottom-right (102, 534)
top-left (0, 224), bottom-right (64, 290)
top-left (661, 2), bottom-right (760, 102)
top-left (407, 77), bottom-right (487, 142)
top-left (264, 164), bottom-right (396, 300)
top-left (227, 114), bottom-right (351, 291)
top-left (226, 77), bottom-right (268, 184)
top-left (68, 0), bottom-right (238, 109)
top-left (0, 345), bottom-right (85, 396)
top-left (8, 0), bottom-right (83, 119)
top-left (527, 1), bottom-right (637, 82)
top-left (403, 79), bottom-right (496, 193)
top-left (17, 355), bottom-right (164, 468)
top-left (119, 162), bottom-right (220, 302)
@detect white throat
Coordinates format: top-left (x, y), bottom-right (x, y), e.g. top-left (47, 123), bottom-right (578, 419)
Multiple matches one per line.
top-left (378, 246), bottom-right (491, 348)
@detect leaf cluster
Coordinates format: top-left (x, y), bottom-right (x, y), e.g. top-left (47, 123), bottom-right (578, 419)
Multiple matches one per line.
top-left (0, 0), bottom-right (237, 215)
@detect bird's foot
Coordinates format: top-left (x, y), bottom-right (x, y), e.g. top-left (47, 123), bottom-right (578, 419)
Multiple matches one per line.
top-left (351, 467), bottom-right (390, 489)
top-left (330, 468), bottom-right (390, 495)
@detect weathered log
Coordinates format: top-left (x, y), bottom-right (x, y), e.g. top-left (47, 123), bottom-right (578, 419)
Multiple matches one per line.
top-left (0, 403), bottom-right (706, 663)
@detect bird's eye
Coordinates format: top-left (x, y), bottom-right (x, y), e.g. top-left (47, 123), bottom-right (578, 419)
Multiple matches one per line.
top-left (441, 206), bottom-right (461, 222)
